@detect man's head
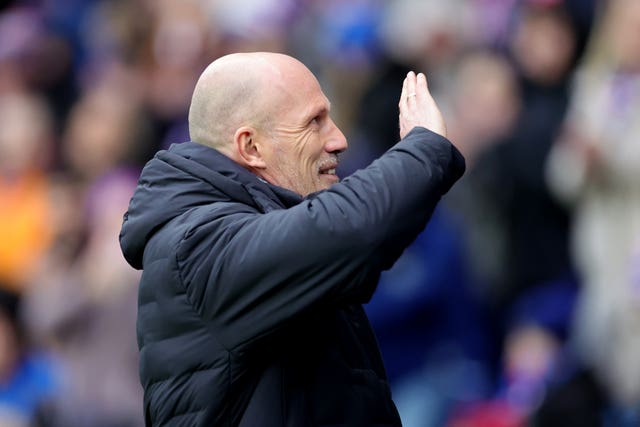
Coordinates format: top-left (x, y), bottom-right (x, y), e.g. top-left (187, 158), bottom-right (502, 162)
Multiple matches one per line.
top-left (188, 52), bottom-right (348, 196)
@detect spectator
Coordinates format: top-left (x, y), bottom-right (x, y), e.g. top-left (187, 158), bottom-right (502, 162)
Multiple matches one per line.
top-left (442, 50), bottom-right (520, 301)
top-left (24, 171), bottom-right (142, 427)
top-left (0, 93), bottom-right (54, 294)
top-left (0, 291), bottom-right (59, 427)
top-left (472, 1), bottom-right (579, 309)
top-left (546, 0), bottom-right (640, 422)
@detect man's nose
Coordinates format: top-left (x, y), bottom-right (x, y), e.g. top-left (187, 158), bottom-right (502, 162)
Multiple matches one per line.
top-left (325, 118), bottom-right (348, 154)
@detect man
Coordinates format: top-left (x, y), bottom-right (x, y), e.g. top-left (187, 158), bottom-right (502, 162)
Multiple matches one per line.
top-left (120, 52), bottom-right (464, 426)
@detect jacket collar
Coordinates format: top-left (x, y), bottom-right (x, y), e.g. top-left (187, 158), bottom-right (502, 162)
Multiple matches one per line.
top-left (168, 141), bottom-right (303, 212)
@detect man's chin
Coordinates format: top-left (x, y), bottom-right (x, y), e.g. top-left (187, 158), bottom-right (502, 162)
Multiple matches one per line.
top-left (319, 174), bottom-right (340, 186)
top-left (301, 175), bottom-right (339, 195)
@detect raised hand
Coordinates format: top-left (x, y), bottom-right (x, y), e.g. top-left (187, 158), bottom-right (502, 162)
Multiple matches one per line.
top-left (398, 71), bottom-right (447, 139)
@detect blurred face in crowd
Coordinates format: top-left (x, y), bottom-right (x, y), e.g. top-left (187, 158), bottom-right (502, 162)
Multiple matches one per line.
top-left (64, 86), bottom-right (134, 180)
top-left (254, 56), bottom-right (348, 196)
top-left (0, 94), bottom-right (51, 176)
top-left (455, 52), bottom-right (519, 141)
top-left (512, 6), bottom-right (576, 85)
top-left (609, 0), bottom-right (640, 71)
top-left (504, 325), bottom-right (559, 382)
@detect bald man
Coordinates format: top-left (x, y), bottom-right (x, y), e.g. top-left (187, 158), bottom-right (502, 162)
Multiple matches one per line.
top-left (120, 52), bottom-right (464, 426)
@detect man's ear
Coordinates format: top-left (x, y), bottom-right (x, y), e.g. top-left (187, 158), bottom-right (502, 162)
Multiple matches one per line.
top-left (234, 126), bottom-right (267, 169)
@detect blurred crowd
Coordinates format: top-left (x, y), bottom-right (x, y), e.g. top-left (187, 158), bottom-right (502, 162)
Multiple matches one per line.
top-left (0, 0), bottom-right (638, 426)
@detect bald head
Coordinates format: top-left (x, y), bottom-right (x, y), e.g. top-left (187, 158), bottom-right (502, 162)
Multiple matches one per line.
top-left (188, 52), bottom-right (312, 153)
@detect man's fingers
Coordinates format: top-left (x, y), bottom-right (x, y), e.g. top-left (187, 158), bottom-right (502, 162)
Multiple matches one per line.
top-left (417, 72), bottom-right (428, 88)
top-left (416, 73), bottom-right (428, 102)
top-left (406, 71), bottom-right (417, 105)
top-left (399, 76), bottom-right (408, 107)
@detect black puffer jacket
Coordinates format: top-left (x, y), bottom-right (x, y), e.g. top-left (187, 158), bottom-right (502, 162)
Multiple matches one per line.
top-left (119, 127), bottom-right (465, 426)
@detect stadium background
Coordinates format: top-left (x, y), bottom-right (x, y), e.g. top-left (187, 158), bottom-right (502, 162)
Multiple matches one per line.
top-left (1, 0), bottom-right (639, 425)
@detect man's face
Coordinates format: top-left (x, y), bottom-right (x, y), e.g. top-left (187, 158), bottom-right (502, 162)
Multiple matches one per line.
top-left (257, 68), bottom-right (348, 196)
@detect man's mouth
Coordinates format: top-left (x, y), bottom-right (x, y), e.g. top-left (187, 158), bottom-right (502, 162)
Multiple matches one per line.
top-left (318, 155), bottom-right (339, 173)
top-left (318, 156), bottom-right (340, 181)
top-left (319, 168), bottom-right (337, 175)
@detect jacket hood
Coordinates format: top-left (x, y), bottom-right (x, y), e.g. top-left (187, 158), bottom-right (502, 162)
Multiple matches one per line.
top-left (119, 141), bottom-right (301, 270)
